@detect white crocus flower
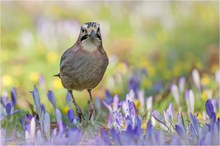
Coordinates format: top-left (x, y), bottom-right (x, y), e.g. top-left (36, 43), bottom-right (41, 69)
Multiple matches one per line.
top-left (192, 69), bottom-right (201, 91)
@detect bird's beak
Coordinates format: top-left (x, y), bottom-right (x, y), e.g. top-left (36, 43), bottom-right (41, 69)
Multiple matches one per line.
top-left (89, 31), bottom-right (96, 39)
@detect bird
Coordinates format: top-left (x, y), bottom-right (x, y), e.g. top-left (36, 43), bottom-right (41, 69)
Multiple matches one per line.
top-left (55, 22), bottom-right (109, 122)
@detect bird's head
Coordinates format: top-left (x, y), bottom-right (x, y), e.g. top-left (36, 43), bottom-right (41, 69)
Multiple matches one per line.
top-left (79, 22), bottom-right (102, 44)
top-left (78, 22), bottom-right (103, 52)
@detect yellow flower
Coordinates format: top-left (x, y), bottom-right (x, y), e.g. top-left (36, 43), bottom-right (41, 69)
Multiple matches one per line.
top-left (134, 99), bottom-right (140, 110)
top-left (53, 78), bottom-right (62, 89)
top-left (62, 106), bottom-right (69, 114)
top-left (201, 91), bottom-right (208, 101)
top-left (117, 62), bottom-right (128, 74)
top-left (29, 72), bottom-right (39, 82)
top-left (197, 113), bottom-right (203, 120)
top-left (121, 119), bottom-right (126, 130)
top-left (217, 112), bottom-right (220, 119)
top-left (2, 75), bottom-right (13, 87)
top-left (201, 74), bottom-right (210, 86)
top-left (47, 51), bottom-right (58, 63)
top-left (141, 122), bottom-right (147, 130)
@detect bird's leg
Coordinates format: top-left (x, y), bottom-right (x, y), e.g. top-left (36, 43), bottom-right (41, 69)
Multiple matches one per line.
top-left (87, 89), bottom-right (95, 120)
top-left (68, 90), bottom-right (84, 122)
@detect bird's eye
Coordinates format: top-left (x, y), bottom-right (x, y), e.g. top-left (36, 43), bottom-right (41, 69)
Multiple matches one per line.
top-left (81, 28), bottom-right (85, 33)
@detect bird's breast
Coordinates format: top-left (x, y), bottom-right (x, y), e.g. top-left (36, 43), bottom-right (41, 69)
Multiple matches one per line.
top-left (60, 48), bottom-right (108, 90)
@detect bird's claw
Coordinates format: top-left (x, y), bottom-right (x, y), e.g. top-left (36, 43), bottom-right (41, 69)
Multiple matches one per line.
top-left (76, 105), bottom-right (84, 122)
top-left (88, 101), bottom-right (95, 120)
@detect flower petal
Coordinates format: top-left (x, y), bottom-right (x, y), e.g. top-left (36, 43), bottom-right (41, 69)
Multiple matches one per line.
top-left (113, 95), bottom-right (119, 112)
top-left (146, 96), bottom-right (153, 110)
top-left (41, 104), bottom-right (45, 113)
top-left (67, 109), bottom-right (74, 124)
top-left (68, 128), bottom-right (83, 145)
top-left (6, 103), bottom-right (11, 115)
top-left (10, 87), bottom-right (17, 106)
top-left (189, 123), bottom-right (197, 139)
top-left (104, 90), bottom-right (113, 104)
top-left (55, 108), bottom-right (62, 122)
top-left (190, 113), bottom-right (199, 134)
top-left (44, 112), bottom-right (50, 139)
top-left (206, 99), bottom-right (215, 118)
top-left (47, 90), bottom-right (56, 109)
top-left (32, 85), bottom-right (41, 115)
top-left (175, 124), bottom-right (185, 137)
top-left (30, 117), bottom-right (36, 142)
top-left (192, 69), bottom-right (201, 90)
top-left (170, 84), bottom-right (180, 106)
top-left (178, 77), bottom-right (186, 93)
top-left (151, 110), bottom-right (166, 126)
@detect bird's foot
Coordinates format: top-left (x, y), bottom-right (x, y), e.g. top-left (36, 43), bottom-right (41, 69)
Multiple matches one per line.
top-left (88, 100), bottom-right (95, 120)
top-left (75, 105), bottom-right (84, 122)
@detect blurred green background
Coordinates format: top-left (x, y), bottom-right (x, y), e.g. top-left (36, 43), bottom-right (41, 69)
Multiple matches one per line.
top-left (1, 1), bottom-right (219, 113)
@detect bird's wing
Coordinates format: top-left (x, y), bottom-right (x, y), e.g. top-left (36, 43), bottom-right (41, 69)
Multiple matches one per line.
top-left (60, 47), bottom-right (74, 70)
top-left (59, 45), bottom-right (80, 71)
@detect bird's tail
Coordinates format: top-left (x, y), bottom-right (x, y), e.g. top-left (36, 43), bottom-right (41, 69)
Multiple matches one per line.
top-left (53, 73), bottom-right (60, 78)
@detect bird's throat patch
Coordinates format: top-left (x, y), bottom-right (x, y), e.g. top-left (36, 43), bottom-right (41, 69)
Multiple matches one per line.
top-left (81, 39), bottom-right (99, 52)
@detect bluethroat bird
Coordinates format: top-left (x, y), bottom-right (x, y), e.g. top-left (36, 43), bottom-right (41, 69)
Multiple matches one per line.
top-left (55, 22), bottom-right (109, 122)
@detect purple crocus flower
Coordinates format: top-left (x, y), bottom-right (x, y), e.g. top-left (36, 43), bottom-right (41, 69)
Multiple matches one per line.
top-left (44, 112), bottom-right (50, 139)
top-left (10, 87), bottom-right (16, 107)
top-left (177, 113), bottom-right (186, 131)
top-left (119, 125), bottom-right (137, 145)
top-left (55, 108), bottom-right (62, 122)
top-left (31, 85), bottom-right (41, 115)
top-left (190, 113), bottom-right (199, 135)
top-left (47, 90), bottom-right (56, 110)
top-left (113, 95), bottom-right (119, 112)
top-left (206, 99), bottom-right (215, 119)
top-left (104, 90), bottom-right (113, 104)
top-left (146, 121), bottom-right (156, 144)
top-left (5, 103), bottom-right (11, 115)
top-left (112, 111), bottom-right (127, 131)
top-left (170, 137), bottom-right (181, 145)
top-left (175, 124), bottom-right (185, 137)
top-left (58, 121), bottom-right (66, 135)
top-left (128, 100), bottom-right (136, 126)
top-left (189, 123), bottom-right (197, 139)
top-left (151, 110), bottom-right (166, 126)
top-left (25, 114), bottom-right (32, 132)
top-left (67, 109), bottom-right (74, 124)
top-left (164, 103), bottom-right (174, 123)
top-left (100, 129), bottom-right (112, 145)
top-left (20, 118), bottom-right (25, 130)
top-left (41, 104), bottom-right (45, 113)
top-left (185, 90), bottom-right (195, 114)
top-left (68, 128), bottom-right (83, 145)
